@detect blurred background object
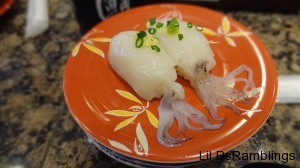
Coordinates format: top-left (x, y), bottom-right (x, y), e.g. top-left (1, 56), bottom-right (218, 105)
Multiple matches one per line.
top-left (25, 0), bottom-right (49, 38)
top-left (277, 76), bottom-right (300, 103)
top-left (131, 0), bottom-right (300, 13)
top-left (71, 0), bottom-right (300, 33)
top-left (0, 0), bottom-right (15, 16)
top-left (72, 0), bottom-right (130, 33)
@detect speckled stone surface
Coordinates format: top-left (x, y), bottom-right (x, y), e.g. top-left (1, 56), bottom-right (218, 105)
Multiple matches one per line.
top-left (0, 0), bottom-right (299, 168)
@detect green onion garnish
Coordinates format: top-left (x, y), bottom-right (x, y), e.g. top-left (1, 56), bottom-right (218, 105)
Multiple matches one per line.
top-left (187, 22), bottom-right (193, 28)
top-left (196, 25), bottom-right (203, 31)
top-left (156, 22), bottom-right (164, 28)
top-left (148, 28), bottom-right (157, 34)
top-left (172, 18), bottom-right (178, 23)
top-left (136, 31), bottom-right (147, 48)
top-left (137, 31), bottom-right (147, 38)
top-left (167, 18), bottom-right (180, 34)
top-left (178, 34), bottom-right (183, 41)
top-left (135, 38), bottom-right (144, 48)
top-left (150, 18), bottom-right (156, 26)
top-left (151, 45), bottom-right (160, 52)
top-left (167, 20), bottom-right (171, 26)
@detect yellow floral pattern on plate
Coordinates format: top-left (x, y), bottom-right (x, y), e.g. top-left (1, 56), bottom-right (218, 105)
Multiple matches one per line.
top-left (105, 90), bottom-right (157, 156)
top-left (71, 29), bottom-right (111, 58)
top-left (105, 89), bottom-right (158, 131)
top-left (202, 17), bottom-right (252, 47)
top-left (107, 122), bottom-right (149, 156)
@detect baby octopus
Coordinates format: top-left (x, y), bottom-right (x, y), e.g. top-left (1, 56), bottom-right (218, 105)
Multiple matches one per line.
top-left (108, 18), bottom-right (260, 147)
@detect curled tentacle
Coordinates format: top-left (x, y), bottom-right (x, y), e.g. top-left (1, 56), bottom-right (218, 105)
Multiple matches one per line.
top-left (225, 64), bottom-right (259, 98)
top-left (157, 90), bottom-right (223, 147)
top-left (157, 91), bottom-right (190, 147)
top-left (192, 61), bottom-right (260, 121)
top-left (172, 101), bottom-right (224, 130)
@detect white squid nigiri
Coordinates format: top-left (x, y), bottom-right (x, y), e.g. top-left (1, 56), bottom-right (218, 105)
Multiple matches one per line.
top-left (109, 31), bottom-right (223, 147)
top-left (152, 19), bottom-right (260, 121)
top-left (150, 19), bottom-right (216, 80)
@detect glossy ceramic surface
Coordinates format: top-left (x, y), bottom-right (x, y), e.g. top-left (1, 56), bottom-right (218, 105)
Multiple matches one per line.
top-left (64, 4), bottom-right (277, 163)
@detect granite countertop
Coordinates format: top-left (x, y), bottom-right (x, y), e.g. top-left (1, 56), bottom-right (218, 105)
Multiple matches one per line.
top-left (0, 0), bottom-right (299, 167)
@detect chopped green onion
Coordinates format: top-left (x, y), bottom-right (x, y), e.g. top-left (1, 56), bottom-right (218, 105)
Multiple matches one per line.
top-left (173, 18), bottom-right (179, 23)
top-left (150, 18), bottom-right (156, 26)
top-left (187, 22), bottom-right (193, 28)
top-left (167, 18), bottom-right (179, 34)
top-left (178, 34), bottom-right (183, 41)
top-left (196, 25), bottom-right (203, 31)
top-left (167, 18), bottom-right (178, 26)
top-left (156, 22), bottom-right (164, 28)
top-left (136, 31), bottom-right (147, 48)
top-left (148, 28), bottom-right (157, 34)
top-left (137, 31), bottom-right (146, 38)
top-left (167, 20), bottom-right (171, 26)
top-left (167, 24), bottom-right (179, 34)
top-left (151, 45), bottom-right (160, 52)
top-left (171, 18), bottom-right (178, 24)
top-left (135, 38), bottom-right (144, 48)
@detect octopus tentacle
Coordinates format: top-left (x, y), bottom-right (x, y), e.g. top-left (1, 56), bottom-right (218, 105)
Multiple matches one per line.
top-left (234, 78), bottom-right (251, 93)
top-left (232, 89), bottom-right (251, 103)
top-left (172, 101), bottom-right (224, 130)
top-left (182, 117), bottom-right (203, 131)
top-left (226, 65), bottom-right (253, 80)
top-left (192, 61), bottom-right (260, 121)
top-left (225, 64), bottom-right (259, 98)
top-left (157, 91), bottom-right (189, 147)
top-left (157, 90), bottom-right (222, 147)
top-left (224, 102), bottom-right (240, 115)
top-left (208, 106), bottom-right (225, 121)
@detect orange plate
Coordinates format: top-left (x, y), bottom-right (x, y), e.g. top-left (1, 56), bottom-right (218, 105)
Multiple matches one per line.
top-left (64, 4), bottom-right (277, 163)
top-left (0, 0), bottom-right (15, 16)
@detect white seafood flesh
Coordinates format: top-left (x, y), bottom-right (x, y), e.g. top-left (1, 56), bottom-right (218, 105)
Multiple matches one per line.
top-left (109, 30), bottom-right (222, 147)
top-left (150, 19), bottom-right (216, 80)
top-left (152, 19), bottom-right (259, 121)
top-left (108, 18), bottom-right (259, 147)
top-left (109, 31), bottom-right (184, 101)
